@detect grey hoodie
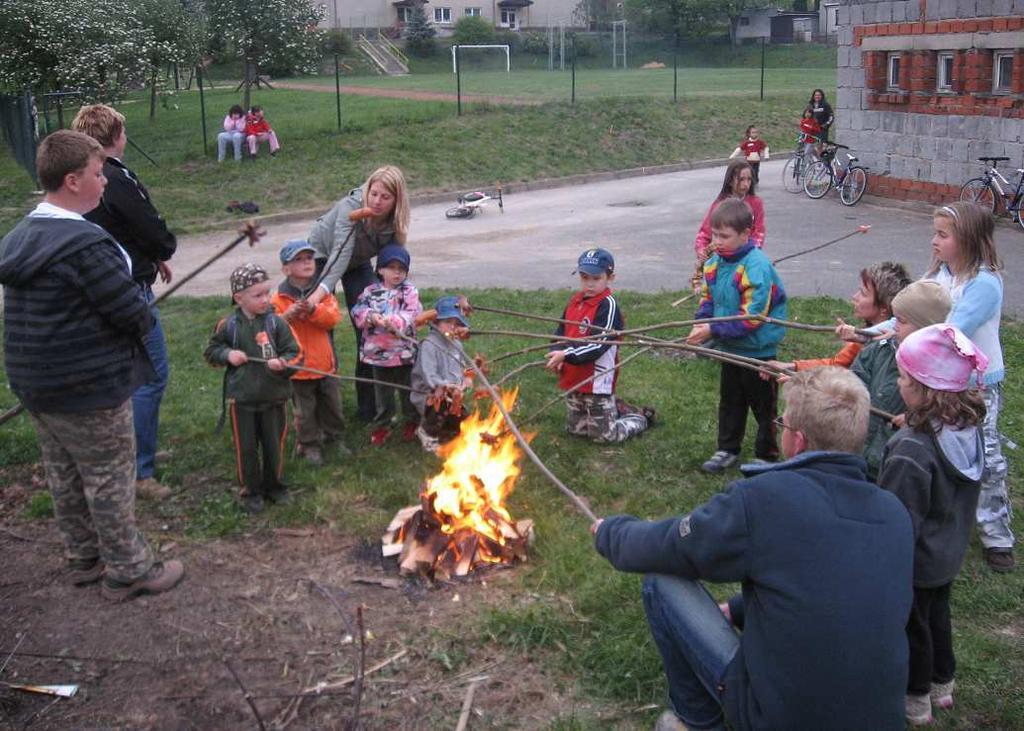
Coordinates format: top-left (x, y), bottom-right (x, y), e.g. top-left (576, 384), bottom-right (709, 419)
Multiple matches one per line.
top-left (410, 330), bottom-right (466, 415)
top-left (878, 422), bottom-right (984, 587)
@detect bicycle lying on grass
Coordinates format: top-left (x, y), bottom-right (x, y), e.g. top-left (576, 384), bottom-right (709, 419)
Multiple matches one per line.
top-left (959, 157), bottom-right (1024, 230)
top-left (803, 142), bottom-right (869, 206)
top-left (445, 185), bottom-right (504, 219)
top-left (781, 134), bottom-right (821, 194)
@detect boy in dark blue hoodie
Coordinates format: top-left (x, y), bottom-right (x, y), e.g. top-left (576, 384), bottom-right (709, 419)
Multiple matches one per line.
top-left (593, 367), bottom-right (913, 731)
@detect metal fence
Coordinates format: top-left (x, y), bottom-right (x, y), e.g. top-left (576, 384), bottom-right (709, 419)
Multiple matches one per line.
top-left (0, 92), bottom-right (39, 187)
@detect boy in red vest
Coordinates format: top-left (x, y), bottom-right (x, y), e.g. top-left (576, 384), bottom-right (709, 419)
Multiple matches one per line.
top-left (545, 248), bottom-right (653, 443)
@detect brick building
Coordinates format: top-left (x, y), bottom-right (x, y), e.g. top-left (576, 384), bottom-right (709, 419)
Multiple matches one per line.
top-left (835, 0), bottom-right (1024, 204)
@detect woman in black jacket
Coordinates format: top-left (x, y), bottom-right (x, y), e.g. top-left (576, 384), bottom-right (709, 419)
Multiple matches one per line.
top-left (808, 89), bottom-right (834, 143)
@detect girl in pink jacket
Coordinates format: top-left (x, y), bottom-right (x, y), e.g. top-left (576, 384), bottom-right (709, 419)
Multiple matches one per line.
top-left (693, 159), bottom-right (766, 257)
top-left (217, 105), bottom-right (246, 162)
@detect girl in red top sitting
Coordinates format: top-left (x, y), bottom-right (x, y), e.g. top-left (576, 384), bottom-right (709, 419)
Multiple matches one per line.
top-left (245, 106), bottom-right (280, 158)
top-left (729, 125), bottom-right (770, 183)
top-left (799, 107), bottom-right (822, 160)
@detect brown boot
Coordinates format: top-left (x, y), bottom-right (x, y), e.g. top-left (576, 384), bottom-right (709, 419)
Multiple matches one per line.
top-left (101, 560), bottom-right (185, 602)
top-left (136, 478), bottom-right (171, 501)
top-left (68, 558), bottom-right (104, 586)
top-left (985, 548), bottom-right (1015, 573)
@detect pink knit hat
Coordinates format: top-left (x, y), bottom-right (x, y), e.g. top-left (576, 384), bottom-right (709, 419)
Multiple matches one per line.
top-left (896, 324), bottom-right (989, 392)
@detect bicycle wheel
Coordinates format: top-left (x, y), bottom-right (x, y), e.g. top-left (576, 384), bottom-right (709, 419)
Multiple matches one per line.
top-left (1014, 204), bottom-right (1024, 232)
top-left (803, 161), bottom-right (833, 199)
top-left (839, 167), bottom-right (868, 206)
top-left (959, 178), bottom-right (997, 213)
top-left (445, 205), bottom-right (474, 219)
top-left (782, 156), bottom-right (805, 193)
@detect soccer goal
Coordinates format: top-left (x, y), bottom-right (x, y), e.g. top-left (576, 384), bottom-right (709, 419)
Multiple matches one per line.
top-left (451, 44), bottom-right (511, 73)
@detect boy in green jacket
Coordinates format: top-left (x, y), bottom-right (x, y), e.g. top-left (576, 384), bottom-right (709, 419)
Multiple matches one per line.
top-left (205, 263), bottom-right (301, 513)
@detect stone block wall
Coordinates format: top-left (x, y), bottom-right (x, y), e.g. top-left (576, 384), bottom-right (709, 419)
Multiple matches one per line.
top-left (836, 0), bottom-right (1024, 204)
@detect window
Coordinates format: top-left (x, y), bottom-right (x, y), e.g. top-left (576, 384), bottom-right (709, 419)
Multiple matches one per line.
top-left (397, 6), bottom-right (413, 21)
top-left (434, 7), bottom-right (452, 23)
top-left (994, 51), bottom-right (1013, 93)
top-left (937, 52), bottom-right (954, 92)
top-left (464, 7), bottom-right (481, 15)
top-left (739, 16), bottom-right (750, 26)
top-left (887, 52), bottom-right (901, 90)
top-left (500, 9), bottom-right (517, 27)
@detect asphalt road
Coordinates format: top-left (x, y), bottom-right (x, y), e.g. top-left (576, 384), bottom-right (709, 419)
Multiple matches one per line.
top-left (164, 159), bottom-right (1024, 316)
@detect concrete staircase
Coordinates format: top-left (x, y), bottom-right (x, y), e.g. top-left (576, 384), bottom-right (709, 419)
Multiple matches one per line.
top-left (358, 36), bottom-right (409, 75)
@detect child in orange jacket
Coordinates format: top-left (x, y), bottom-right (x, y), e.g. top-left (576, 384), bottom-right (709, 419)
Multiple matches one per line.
top-left (272, 240), bottom-right (345, 465)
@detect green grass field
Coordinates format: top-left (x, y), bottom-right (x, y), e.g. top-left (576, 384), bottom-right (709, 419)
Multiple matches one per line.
top-left (1, 292), bottom-right (1021, 729)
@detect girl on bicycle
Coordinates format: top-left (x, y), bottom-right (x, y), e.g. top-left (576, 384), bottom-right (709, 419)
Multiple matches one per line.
top-left (306, 165), bottom-right (411, 421)
top-left (926, 202), bottom-right (1013, 573)
top-left (800, 107), bottom-right (823, 159)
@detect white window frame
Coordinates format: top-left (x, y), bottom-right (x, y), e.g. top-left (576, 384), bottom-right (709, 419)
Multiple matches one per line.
top-left (499, 9), bottom-right (517, 28)
top-left (464, 7), bottom-right (481, 15)
top-left (887, 52), bottom-right (901, 90)
top-left (937, 51), bottom-right (954, 92)
top-left (433, 7), bottom-right (452, 24)
top-left (994, 50), bottom-right (1013, 94)
top-left (397, 6), bottom-right (413, 22)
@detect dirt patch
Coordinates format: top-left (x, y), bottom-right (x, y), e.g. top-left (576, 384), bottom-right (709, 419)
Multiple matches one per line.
top-left (0, 492), bottom-right (605, 728)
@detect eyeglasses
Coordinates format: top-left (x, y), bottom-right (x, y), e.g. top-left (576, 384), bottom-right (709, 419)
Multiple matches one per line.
top-left (773, 416), bottom-right (795, 431)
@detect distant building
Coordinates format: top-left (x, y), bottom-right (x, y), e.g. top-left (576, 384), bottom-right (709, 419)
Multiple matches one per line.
top-left (324, 0), bottom-right (581, 35)
top-left (735, 7), bottom-right (838, 43)
top-left (835, 0), bottom-right (1024, 204)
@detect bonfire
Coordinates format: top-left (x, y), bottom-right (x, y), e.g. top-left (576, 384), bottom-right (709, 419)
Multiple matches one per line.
top-left (381, 389), bottom-right (534, 581)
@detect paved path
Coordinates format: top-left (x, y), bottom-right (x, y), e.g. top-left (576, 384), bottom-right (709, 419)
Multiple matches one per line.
top-left (164, 159), bottom-right (1024, 316)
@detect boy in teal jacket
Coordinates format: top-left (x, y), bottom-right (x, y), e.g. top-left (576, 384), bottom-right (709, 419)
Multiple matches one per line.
top-left (686, 198), bottom-right (787, 473)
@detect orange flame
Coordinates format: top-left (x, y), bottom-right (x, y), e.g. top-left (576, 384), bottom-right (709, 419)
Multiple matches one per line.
top-left (421, 388), bottom-right (526, 560)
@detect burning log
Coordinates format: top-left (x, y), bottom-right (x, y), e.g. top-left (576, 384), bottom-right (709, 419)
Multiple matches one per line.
top-left (381, 389), bottom-right (535, 581)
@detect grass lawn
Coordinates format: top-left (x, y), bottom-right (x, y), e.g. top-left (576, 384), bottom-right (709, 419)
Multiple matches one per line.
top-left (0, 75), bottom-right (833, 236)
top-left (1, 291), bottom-right (1021, 729)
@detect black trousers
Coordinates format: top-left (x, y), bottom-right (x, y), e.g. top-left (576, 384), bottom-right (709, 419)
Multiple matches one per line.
top-left (341, 262), bottom-right (378, 422)
top-left (371, 364), bottom-right (416, 424)
top-left (229, 401), bottom-right (286, 496)
top-left (717, 360), bottom-right (779, 460)
top-left (749, 161), bottom-right (760, 183)
top-left (906, 583), bottom-right (955, 695)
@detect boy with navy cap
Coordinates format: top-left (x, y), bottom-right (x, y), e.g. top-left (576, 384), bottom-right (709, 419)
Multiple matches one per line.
top-left (411, 296), bottom-right (472, 452)
top-left (272, 240), bottom-right (346, 466)
top-left (351, 243), bottom-right (423, 444)
top-left (546, 248), bottom-right (652, 443)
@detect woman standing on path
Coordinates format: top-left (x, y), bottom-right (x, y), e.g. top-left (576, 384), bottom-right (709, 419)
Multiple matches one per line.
top-left (307, 165), bottom-right (411, 422)
top-left (808, 88), bottom-right (834, 144)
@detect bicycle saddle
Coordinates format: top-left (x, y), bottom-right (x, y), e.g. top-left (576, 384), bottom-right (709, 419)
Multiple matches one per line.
top-left (848, 155), bottom-right (858, 162)
top-left (979, 156), bottom-right (1009, 162)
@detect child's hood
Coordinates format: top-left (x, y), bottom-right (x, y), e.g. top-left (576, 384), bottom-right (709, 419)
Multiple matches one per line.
top-left (0, 217), bottom-right (109, 287)
top-left (935, 423), bottom-right (984, 482)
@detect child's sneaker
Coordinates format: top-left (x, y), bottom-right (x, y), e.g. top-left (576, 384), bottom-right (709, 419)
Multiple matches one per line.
top-left (401, 422), bottom-right (419, 442)
top-left (653, 710), bottom-right (688, 731)
top-left (266, 486), bottom-right (291, 505)
top-left (370, 427), bottom-right (392, 446)
top-left (416, 425), bottom-right (439, 454)
top-left (905, 693), bottom-right (933, 726)
top-left (930, 679), bottom-right (955, 710)
top-left (100, 560), bottom-right (185, 603)
top-left (701, 451), bottom-right (738, 474)
top-left (242, 493), bottom-right (264, 514)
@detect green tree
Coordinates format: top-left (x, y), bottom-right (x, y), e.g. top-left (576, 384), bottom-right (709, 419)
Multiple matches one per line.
top-left (0, 0), bottom-right (152, 99)
top-left (452, 15), bottom-right (496, 44)
top-left (207, 0), bottom-right (325, 109)
top-left (403, 6), bottom-right (437, 57)
top-left (137, 0), bottom-right (204, 119)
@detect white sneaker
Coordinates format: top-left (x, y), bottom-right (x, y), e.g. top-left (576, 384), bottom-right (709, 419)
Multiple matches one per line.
top-left (906, 693), bottom-right (933, 725)
top-left (653, 710), bottom-right (687, 731)
top-left (416, 425), bottom-right (439, 454)
top-left (930, 679), bottom-right (954, 710)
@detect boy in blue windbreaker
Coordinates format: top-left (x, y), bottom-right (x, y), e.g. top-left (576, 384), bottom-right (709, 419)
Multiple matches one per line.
top-left (686, 198), bottom-right (787, 473)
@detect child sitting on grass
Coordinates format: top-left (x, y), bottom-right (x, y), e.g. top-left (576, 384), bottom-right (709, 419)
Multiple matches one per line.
top-left (272, 240), bottom-right (346, 467)
top-left (850, 279), bottom-right (951, 480)
top-left (687, 198), bottom-right (787, 473)
top-left (546, 248), bottom-right (653, 444)
top-left (769, 261), bottom-right (910, 373)
top-left (411, 296), bottom-right (472, 453)
top-left (205, 264), bottom-right (300, 513)
top-left (245, 106), bottom-right (279, 158)
top-left (351, 244), bottom-right (423, 445)
top-left (878, 324), bottom-right (987, 726)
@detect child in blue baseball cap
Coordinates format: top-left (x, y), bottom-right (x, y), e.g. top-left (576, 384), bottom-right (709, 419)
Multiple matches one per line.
top-left (411, 295), bottom-right (472, 452)
top-left (351, 243), bottom-right (422, 445)
top-left (545, 248), bottom-right (653, 443)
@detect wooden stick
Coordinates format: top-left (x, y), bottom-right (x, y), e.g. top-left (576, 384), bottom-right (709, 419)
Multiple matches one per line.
top-left (155, 221), bottom-right (263, 303)
top-left (455, 678), bottom-right (483, 731)
top-left (301, 649), bottom-right (408, 695)
top-left (460, 346), bottom-right (598, 523)
top-left (772, 225), bottom-right (871, 266)
top-left (224, 659), bottom-right (267, 731)
top-left (245, 357), bottom-right (425, 393)
top-left (351, 605), bottom-right (367, 730)
top-left (492, 360), bottom-right (547, 388)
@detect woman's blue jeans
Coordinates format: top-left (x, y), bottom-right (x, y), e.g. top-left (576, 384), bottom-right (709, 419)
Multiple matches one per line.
top-left (133, 287), bottom-right (169, 479)
top-left (642, 574), bottom-right (740, 731)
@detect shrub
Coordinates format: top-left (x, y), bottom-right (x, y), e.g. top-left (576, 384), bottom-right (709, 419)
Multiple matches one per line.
top-left (520, 31), bottom-right (548, 55)
top-left (322, 28), bottom-right (353, 56)
top-left (452, 15), bottom-right (496, 44)
top-left (404, 6), bottom-right (437, 56)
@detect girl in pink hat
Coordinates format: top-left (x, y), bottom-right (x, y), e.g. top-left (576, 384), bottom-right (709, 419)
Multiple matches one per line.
top-left (877, 323), bottom-right (988, 726)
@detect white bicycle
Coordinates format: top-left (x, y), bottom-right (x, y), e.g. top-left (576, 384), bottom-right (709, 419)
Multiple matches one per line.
top-left (445, 185), bottom-right (504, 219)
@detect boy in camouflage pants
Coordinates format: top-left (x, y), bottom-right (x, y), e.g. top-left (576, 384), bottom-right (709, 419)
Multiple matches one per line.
top-left (546, 248), bottom-right (653, 443)
top-left (0, 130), bottom-right (183, 602)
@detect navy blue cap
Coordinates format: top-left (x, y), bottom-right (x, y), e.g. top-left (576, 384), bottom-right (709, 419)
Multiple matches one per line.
top-left (279, 239), bottom-right (317, 264)
top-left (434, 295), bottom-right (469, 327)
top-left (575, 248), bottom-right (615, 275)
top-left (376, 243), bottom-right (410, 271)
